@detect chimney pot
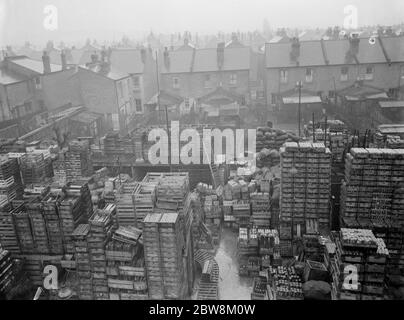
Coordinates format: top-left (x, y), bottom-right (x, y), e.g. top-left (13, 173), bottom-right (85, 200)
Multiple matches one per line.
top-left (42, 51), bottom-right (51, 74)
top-left (61, 50), bottom-right (67, 70)
top-left (217, 42), bottom-right (225, 69)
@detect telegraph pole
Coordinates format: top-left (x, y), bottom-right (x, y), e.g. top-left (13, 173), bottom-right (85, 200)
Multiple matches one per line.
top-left (155, 51), bottom-right (172, 172)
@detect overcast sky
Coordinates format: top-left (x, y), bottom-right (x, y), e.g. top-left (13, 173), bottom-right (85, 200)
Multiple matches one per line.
top-left (1, 0), bottom-right (404, 46)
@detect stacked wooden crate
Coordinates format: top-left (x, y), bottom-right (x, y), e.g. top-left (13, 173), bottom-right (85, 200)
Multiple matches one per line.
top-left (340, 148), bottom-right (404, 226)
top-left (66, 180), bottom-right (94, 220)
top-left (0, 156), bottom-right (23, 201)
top-left (25, 201), bottom-right (49, 254)
top-left (0, 201), bottom-right (19, 253)
top-left (11, 204), bottom-right (35, 253)
top-left (59, 196), bottom-right (86, 254)
top-left (19, 153), bottom-right (46, 185)
top-left (133, 181), bottom-right (157, 229)
top-left (0, 249), bottom-right (13, 296)
top-left (72, 224), bottom-right (93, 300)
top-left (251, 192), bottom-right (271, 227)
top-left (106, 226), bottom-right (148, 300)
top-left (280, 142), bottom-right (331, 242)
top-left (42, 194), bottom-right (64, 255)
top-left (143, 213), bottom-right (186, 300)
top-left (116, 182), bottom-right (138, 227)
top-left (330, 228), bottom-right (388, 300)
top-left (156, 173), bottom-right (190, 212)
top-left (101, 133), bottom-right (135, 155)
top-left (88, 208), bottom-right (114, 300)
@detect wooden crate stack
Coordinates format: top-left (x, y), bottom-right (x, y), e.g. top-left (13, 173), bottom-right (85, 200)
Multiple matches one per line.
top-left (330, 228), bottom-right (388, 300)
top-left (72, 224), bottom-right (93, 300)
top-left (88, 208), bottom-right (114, 300)
top-left (19, 153), bottom-right (46, 185)
top-left (156, 173), bottom-right (190, 212)
top-left (340, 148), bottom-right (404, 226)
top-left (25, 201), bottom-right (49, 254)
top-left (66, 180), bottom-right (94, 220)
top-left (0, 249), bottom-right (13, 296)
top-left (133, 181), bottom-right (157, 229)
top-left (232, 200), bottom-right (251, 227)
top-left (0, 201), bottom-right (19, 254)
top-left (106, 226), bottom-right (148, 300)
top-left (280, 142), bottom-right (331, 242)
top-left (59, 196), bottom-right (86, 254)
top-left (0, 156), bottom-right (23, 201)
top-left (101, 133), bottom-right (135, 155)
top-left (11, 204), bottom-right (35, 254)
top-left (116, 182), bottom-right (138, 227)
top-left (251, 192), bottom-right (271, 227)
top-left (143, 213), bottom-right (186, 300)
top-left (42, 194), bottom-right (64, 255)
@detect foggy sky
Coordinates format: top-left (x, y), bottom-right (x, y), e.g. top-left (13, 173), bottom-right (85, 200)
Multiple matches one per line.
top-left (1, 0), bottom-right (404, 46)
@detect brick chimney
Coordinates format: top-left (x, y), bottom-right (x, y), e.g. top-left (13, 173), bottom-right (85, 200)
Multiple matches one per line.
top-left (61, 50), bottom-right (67, 70)
top-left (163, 47), bottom-right (170, 70)
top-left (90, 52), bottom-right (99, 64)
top-left (42, 51), bottom-right (51, 74)
top-left (290, 37), bottom-right (300, 64)
top-left (217, 42), bottom-right (225, 70)
top-left (349, 36), bottom-right (360, 55)
top-left (140, 48), bottom-right (147, 64)
top-left (100, 49), bottom-right (107, 63)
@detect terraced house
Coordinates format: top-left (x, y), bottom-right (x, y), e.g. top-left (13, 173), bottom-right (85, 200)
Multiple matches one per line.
top-left (265, 36), bottom-right (404, 124)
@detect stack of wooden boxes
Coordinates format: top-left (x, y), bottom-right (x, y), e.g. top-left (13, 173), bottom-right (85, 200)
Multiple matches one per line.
top-left (133, 180), bottom-right (158, 229)
top-left (156, 173), bottom-right (189, 212)
top-left (88, 208), bottom-right (114, 300)
top-left (280, 142), bottom-right (331, 256)
top-left (11, 204), bottom-right (35, 254)
top-left (251, 192), bottom-right (271, 227)
top-left (26, 201), bottom-right (49, 254)
top-left (0, 156), bottom-right (23, 202)
top-left (115, 182), bottom-right (138, 227)
top-left (19, 153), bottom-right (46, 185)
top-left (106, 226), bottom-right (148, 300)
top-left (143, 213), bottom-right (186, 300)
top-left (72, 224), bottom-right (93, 300)
top-left (330, 228), bottom-right (388, 300)
top-left (42, 194), bottom-right (64, 255)
top-left (0, 201), bottom-right (19, 253)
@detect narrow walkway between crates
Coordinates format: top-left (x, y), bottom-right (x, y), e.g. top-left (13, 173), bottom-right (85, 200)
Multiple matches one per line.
top-left (215, 228), bottom-right (253, 300)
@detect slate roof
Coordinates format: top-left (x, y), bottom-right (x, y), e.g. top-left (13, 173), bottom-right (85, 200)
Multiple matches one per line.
top-left (110, 49), bottom-right (146, 75)
top-left (7, 56), bottom-right (62, 74)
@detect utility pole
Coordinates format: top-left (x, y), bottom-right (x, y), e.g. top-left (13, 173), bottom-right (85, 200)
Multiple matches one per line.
top-left (155, 51), bottom-right (172, 172)
top-left (296, 81), bottom-right (303, 137)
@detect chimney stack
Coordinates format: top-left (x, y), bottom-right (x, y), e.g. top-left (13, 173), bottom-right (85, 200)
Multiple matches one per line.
top-left (140, 48), bottom-right (147, 64)
top-left (217, 42), bottom-right (225, 70)
top-left (101, 49), bottom-right (107, 63)
top-left (184, 38), bottom-right (189, 46)
top-left (290, 37), bottom-right (300, 64)
top-left (349, 36), bottom-right (360, 55)
top-left (164, 47), bottom-right (170, 70)
top-left (61, 50), bottom-right (67, 70)
top-left (42, 51), bottom-right (51, 74)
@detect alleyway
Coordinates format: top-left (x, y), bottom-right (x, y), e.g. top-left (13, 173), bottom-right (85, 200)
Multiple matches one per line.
top-left (215, 228), bottom-right (253, 300)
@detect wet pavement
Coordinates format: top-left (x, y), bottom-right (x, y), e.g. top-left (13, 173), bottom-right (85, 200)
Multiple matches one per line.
top-left (215, 228), bottom-right (253, 300)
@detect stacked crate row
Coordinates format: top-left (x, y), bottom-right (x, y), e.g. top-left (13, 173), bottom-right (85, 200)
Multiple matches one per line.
top-left (330, 228), bottom-right (388, 300)
top-left (19, 153), bottom-right (46, 185)
top-left (65, 180), bottom-right (93, 220)
top-left (11, 204), bottom-right (35, 254)
top-left (280, 142), bottom-right (331, 248)
top-left (101, 133), bottom-right (135, 155)
top-left (0, 249), bottom-right (13, 296)
top-left (251, 192), bottom-right (271, 227)
top-left (143, 213), bottom-right (186, 300)
top-left (72, 224), bottom-right (93, 300)
top-left (340, 148), bottom-right (404, 226)
top-left (133, 181), bottom-right (157, 229)
top-left (88, 208), bottom-right (114, 300)
top-left (0, 201), bottom-right (19, 253)
top-left (268, 266), bottom-right (304, 300)
top-left (0, 156), bottom-right (23, 202)
top-left (312, 131), bottom-right (349, 162)
top-left (25, 201), bottom-right (49, 254)
top-left (115, 182), bottom-right (138, 227)
top-left (42, 193), bottom-right (64, 254)
top-left (156, 173), bottom-right (190, 212)
top-left (106, 226), bottom-right (148, 300)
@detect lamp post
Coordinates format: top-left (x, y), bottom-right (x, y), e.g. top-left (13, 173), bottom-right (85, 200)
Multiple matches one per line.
top-left (296, 81), bottom-right (303, 137)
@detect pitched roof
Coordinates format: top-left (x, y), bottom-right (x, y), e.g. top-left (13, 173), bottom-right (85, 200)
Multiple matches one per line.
top-left (193, 47), bottom-right (250, 73)
top-left (79, 64), bottom-right (130, 81)
top-left (0, 67), bottom-right (29, 85)
top-left (266, 36), bottom-right (404, 68)
top-left (7, 56), bottom-right (62, 74)
top-left (109, 49), bottom-right (146, 75)
top-left (160, 50), bottom-right (194, 74)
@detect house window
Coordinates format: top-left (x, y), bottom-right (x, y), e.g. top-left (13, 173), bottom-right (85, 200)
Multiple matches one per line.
top-left (35, 77), bottom-right (42, 89)
top-left (401, 65), bottom-right (404, 79)
top-left (135, 99), bottom-right (143, 113)
top-left (305, 68), bottom-right (313, 83)
top-left (118, 81), bottom-right (124, 98)
top-left (133, 76), bottom-right (140, 88)
top-left (365, 66), bottom-right (374, 80)
top-left (271, 94), bottom-right (277, 105)
top-left (173, 77), bottom-right (179, 89)
top-left (251, 90), bottom-right (257, 100)
top-left (280, 70), bottom-right (288, 83)
top-left (204, 75), bottom-right (211, 88)
top-left (257, 90), bottom-right (265, 99)
top-left (341, 67), bottom-right (349, 82)
top-left (230, 73), bottom-right (237, 85)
